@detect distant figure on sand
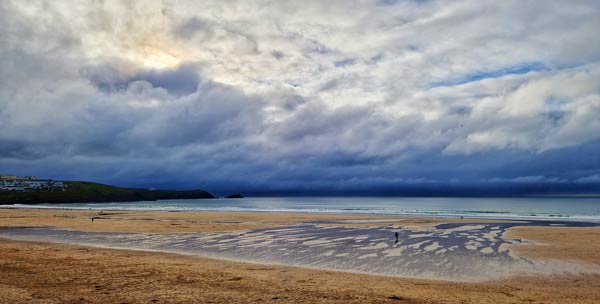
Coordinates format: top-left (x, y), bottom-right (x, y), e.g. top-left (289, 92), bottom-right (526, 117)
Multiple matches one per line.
top-left (394, 232), bottom-right (399, 244)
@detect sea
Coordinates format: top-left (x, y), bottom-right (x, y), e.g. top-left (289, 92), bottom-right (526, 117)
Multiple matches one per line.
top-left (3, 196), bottom-right (600, 222)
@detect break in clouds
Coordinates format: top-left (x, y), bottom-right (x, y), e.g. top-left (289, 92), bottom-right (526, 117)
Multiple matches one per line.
top-left (1, 0), bottom-right (600, 195)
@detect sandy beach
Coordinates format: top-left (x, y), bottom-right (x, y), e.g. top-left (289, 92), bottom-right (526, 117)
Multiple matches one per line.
top-left (3, 0), bottom-right (600, 303)
top-left (1, 208), bottom-right (600, 303)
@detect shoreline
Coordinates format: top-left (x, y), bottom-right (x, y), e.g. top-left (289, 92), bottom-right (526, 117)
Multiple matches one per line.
top-left (2, 204), bottom-right (599, 223)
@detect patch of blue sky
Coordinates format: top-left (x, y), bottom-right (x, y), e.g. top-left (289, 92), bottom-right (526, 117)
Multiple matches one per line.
top-left (432, 61), bottom-right (548, 87)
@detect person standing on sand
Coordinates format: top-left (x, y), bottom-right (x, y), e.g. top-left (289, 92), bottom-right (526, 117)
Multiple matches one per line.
top-left (394, 232), bottom-right (399, 245)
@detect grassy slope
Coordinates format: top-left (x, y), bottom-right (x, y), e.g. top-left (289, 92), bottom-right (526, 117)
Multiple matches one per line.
top-left (0, 181), bottom-right (214, 204)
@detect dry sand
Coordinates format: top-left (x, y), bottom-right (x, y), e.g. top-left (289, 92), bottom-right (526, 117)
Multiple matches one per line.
top-left (505, 226), bottom-right (600, 264)
top-left (1, 208), bottom-right (600, 303)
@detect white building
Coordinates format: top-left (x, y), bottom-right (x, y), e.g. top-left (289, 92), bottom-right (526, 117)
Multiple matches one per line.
top-left (0, 175), bottom-right (67, 192)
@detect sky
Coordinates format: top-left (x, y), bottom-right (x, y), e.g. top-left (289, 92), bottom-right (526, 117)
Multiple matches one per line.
top-left (1, 0), bottom-right (600, 196)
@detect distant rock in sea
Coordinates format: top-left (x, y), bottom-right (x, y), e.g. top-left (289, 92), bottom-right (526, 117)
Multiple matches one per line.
top-left (225, 194), bottom-right (244, 199)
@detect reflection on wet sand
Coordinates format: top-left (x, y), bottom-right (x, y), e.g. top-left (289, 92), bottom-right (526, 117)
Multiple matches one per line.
top-left (1, 220), bottom-right (599, 281)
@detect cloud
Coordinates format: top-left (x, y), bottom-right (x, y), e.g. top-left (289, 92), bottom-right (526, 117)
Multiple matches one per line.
top-left (576, 175), bottom-right (600, 184)
top-left (0, 0), bottom-right (599, 194)
top-left (85, 63), bottom-right (202, 96)
top-left (485, 176), bottom-right (568, 184)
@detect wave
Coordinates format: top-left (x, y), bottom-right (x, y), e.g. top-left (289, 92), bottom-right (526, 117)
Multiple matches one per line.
top-left (2, 197), bottom-right (600, 222)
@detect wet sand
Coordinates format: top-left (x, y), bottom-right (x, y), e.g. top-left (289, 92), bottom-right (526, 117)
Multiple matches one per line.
top-left (1, 208), bottom-right (600, 303)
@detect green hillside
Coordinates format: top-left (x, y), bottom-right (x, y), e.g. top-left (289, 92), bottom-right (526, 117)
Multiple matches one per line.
top-left (0, 181), bottom-right (215, 204)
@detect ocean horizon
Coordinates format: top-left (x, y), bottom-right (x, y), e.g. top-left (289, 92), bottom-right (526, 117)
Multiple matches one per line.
top-left (5, 196), bottom-right (600, 222)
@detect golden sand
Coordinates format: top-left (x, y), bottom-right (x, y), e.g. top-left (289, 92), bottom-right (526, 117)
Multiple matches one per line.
top-left (2, 239), bottom-right (600, 304)
top-left (1, 208), bottom-right (599, 303)
top-left (505, 226), bottom-right (600, 264)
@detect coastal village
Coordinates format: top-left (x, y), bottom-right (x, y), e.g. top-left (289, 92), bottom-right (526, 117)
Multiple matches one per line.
top-left (0, 174), bottom-right (67, 192)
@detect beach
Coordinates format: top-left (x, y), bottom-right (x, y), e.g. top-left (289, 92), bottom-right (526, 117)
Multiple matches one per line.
top-left (1, 208), bottom-right (600, 303)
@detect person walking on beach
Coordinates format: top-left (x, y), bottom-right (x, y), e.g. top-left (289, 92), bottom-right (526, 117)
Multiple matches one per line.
top-left (394, 232), bottom-right (399, 245)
